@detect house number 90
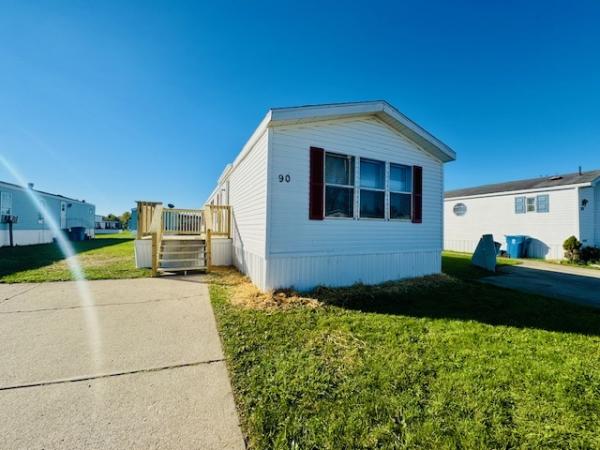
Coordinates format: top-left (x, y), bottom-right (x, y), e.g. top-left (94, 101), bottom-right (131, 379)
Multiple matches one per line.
top-left (278, 174), bottom-right (291, 183)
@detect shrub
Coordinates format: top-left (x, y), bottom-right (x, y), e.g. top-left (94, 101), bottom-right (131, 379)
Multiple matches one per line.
top-left (563, 236), bottom-right (582, 262)
top-left (580, 246), bottom-right (600, 263)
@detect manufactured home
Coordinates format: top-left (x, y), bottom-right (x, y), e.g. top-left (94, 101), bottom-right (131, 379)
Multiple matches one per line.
top-left (444, 170), bottom-right (600, 259)
top-left (0, 181), bottom-right (95, 247)
top-left (203, 100), bottom-right (456, 290)
top-left (95, 215), bottom-right (123, 234)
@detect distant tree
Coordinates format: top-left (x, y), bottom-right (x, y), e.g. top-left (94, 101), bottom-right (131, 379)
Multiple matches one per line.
top-left (103, 213), bottom-right (118, 222)
top-left (119, 211), bottom-right (131, 228)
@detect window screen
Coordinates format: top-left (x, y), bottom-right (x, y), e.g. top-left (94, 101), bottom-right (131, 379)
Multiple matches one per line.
top-left (360, 159), bottom-right (385, 218)
top-left (536, 194), bottom-right (549, 213)
top-left (325, 153), bottom-right (354, 218)
top-left (390, 164), bottom-right (412, 219)
top-left (515, 196), bottom-right (526, 214)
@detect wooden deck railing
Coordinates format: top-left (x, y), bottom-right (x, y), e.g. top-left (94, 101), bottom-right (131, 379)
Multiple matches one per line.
top-left (136, 201), bottom-right (162, 239)
top-left (162, 208), bottom-right (204, 235)
top-left (137, 201), bottom-right (231, 239)
top-left (204, 205), bottom-right (231, 237)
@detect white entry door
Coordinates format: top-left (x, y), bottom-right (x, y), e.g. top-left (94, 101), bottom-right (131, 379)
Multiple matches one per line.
top-left (60, 201), bottom-right (67, 228)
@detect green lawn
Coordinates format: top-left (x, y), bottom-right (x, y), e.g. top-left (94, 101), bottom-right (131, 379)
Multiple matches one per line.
top-left (0, 232), bottom-right (151, 283)
top-left (210, 253), bottom-right (600, 449)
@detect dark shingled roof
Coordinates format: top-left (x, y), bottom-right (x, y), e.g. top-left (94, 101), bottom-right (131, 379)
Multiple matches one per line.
top-left (0, 179), bottom-right (90, 204)
top-left (445, 170), bottom-right (600, 199)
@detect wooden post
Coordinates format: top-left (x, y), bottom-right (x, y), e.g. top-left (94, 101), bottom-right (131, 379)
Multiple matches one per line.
top-left (151, 232), bottom-right (158, 277)
top-left (227, 206), bottom-right (232, 239)
top-left (206, 229), bottom-right (212, 271)
top-left (136, 201), bottom-right (143, 239)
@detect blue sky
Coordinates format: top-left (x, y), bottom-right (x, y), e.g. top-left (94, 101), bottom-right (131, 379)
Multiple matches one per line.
top-left (1, 1), bottom-right (599, 215)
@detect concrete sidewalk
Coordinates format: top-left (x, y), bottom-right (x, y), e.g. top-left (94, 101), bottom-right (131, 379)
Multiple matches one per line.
top-left (0, 277), bottom-right (245, 450)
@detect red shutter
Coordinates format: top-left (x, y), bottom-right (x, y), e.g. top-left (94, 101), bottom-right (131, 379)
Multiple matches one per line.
top-left (412, 166), bottom-right (423, 223)
top-left (309, 147), bottom-right (325, 220)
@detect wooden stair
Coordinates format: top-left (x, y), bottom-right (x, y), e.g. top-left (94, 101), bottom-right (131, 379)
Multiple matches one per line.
top-left (157, 238), bottom-right (207, 273)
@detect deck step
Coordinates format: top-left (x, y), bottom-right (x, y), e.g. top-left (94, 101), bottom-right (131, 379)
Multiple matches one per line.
top-left (157, 266), bottom-right (206, 272)
top-left (159, 258), bottom-right (203, 263)
top-left (160, 249), bottom-right (204, 256)
top-left (161, 245), bottom-right (205, 250)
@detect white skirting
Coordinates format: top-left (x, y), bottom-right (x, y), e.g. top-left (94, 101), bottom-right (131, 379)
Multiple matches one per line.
top-left (232, 245), bottom-right (267, 290)
top-left (264, 250), bottom-right (442, 291)
top-left (0, 229), bottom-right (54, 247)
top-left (211, 238), bottom-right (232, 266)
top-left (134, 239), bottom-right (152, 268)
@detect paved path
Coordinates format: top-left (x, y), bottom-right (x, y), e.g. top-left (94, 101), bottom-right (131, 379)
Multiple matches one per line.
top-left (0, 277), bottom-right (245, 450)
top-left (482, 260), bottom-right (600, 308)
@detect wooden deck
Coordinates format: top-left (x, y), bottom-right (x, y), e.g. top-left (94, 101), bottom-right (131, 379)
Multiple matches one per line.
top-left (136, 201), bottom-right (231, 276)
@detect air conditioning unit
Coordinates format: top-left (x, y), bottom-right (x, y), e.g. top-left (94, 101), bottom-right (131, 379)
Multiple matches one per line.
top-left (1, 215), bottom-right (18, 224)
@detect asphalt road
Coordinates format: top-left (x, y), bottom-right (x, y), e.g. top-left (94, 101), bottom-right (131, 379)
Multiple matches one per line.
top-left (482, 260), bottom-right (600, 308)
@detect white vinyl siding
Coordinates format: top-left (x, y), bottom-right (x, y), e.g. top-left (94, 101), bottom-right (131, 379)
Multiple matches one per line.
top-left (266, 116), bottom-right (443, 289)
top-left (445, 188), bottom-right (579, 259)
top-left (215, 129), bottom-right (269, 288)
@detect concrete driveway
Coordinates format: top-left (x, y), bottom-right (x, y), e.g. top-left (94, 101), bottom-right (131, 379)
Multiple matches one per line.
top-left (482, 260), bottom-right (600, 308)
top-left (0, 277), bottom-right (245, 450)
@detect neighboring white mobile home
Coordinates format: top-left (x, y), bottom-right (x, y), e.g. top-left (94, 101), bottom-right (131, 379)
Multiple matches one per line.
top-left (444, 170), bottom-right (600, 259)
top-left (0, 181), bottom-right (95, 247)
top-left (207, 101), bottom-right (456, 290)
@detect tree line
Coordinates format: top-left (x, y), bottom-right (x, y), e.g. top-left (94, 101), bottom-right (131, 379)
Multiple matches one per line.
top-left (102, 211), bottom-right (131, 228)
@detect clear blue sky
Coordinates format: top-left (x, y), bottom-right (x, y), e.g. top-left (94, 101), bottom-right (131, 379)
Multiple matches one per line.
top-left (1, 1), bottom-right (599, 215)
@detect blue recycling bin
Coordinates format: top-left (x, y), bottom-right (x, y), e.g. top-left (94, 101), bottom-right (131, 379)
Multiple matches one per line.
top-left (506, 235), bottom-right (527, 258)
top-left (69, 227), bottom-right (86, 241)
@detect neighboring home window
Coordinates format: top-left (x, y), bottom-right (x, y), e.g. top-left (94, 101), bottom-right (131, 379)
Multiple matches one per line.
top-left (453, 203), bottom-right (467, 216)
top-left (359, 158), bottom-right (385, 218)
top-left (389, 164), bottom-right (412, 220)
top-left (536, 194), bottom-right (549, 213)
top-left (527, 197), bottom-right (536, 212)
top-left (515, 196), bottom-right (526, 214)
top-left (0, 191), bottom-right (12, 215)
top-left (325, 152), bottom-right (354, 218)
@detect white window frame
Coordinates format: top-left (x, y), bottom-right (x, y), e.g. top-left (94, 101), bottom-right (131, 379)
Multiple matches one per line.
top-left (526, 197), bottom-right (536, 212)
top-left (389, 163), bottom-right (413, 221)
top-left (324, 152), bottom-right (355, 219)
top-left (318, 150), bottom-right (415, 223)
top-left (358, 157), bottom-right (386, 220)
top-left (0, 191), bottom-right (12, 216)
top-left (536, 194), bottom-right (550, 213)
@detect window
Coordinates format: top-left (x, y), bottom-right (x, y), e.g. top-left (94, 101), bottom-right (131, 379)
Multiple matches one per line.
top-left (516, 194), bottom-right (550, 214)
top-left (0, 191), bottom-right (12, 215)
top-left (314, 147), bottom-right (421, 223)
top-left (389, 164), bottom-right (412, 219)
top-left (537, 194), bottom-right (549, 213)
top-left (325, 152), bottom-right (354, 217)
top-left (515, 196), bottom-right (526, 214)
top-left (453, 203), bottom-right (467, 216)
top-left (359, 158), bottom-right (385, 218)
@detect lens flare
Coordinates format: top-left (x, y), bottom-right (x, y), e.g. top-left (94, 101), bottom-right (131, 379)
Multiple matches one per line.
top-left (0, 155), bottom-right (103, 371)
